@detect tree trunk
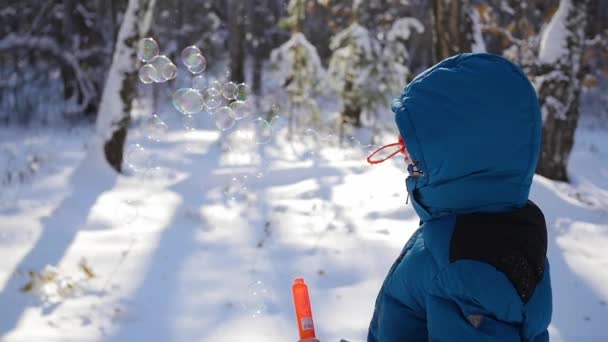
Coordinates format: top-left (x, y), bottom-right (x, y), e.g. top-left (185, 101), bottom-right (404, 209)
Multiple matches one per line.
top-left (432, 0), bottom-right (475, 63)
top-left (228, 0), bottom-right (246, 83)
top-left (536, 0), bottom-right (589, 182)
top-left (96, 0), bottom-right (156, 172)
top-left (61, 0), bottom-right (80, 116)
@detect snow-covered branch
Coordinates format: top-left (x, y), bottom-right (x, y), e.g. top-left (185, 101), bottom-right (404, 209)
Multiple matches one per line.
top-left (0, 33), bottom-right (96, 114)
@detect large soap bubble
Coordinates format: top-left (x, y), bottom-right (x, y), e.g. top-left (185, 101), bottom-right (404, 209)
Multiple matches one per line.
top-left (172, 88), bottom-right (204, 114)
top-left (229, 101), bottom-right (252, 120)
top-left (150, 55), bottom-right (174, 83)
top-left (214, 107), bottom-right (235, 131)
top-left (137, 38), bottom-right (159, 63)
top-left (138, 64), bottom-right (158, 84)
top-left (222, 82), bottom-right (238, 100)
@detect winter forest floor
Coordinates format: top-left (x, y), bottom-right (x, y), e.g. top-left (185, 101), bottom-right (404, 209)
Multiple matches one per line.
top-left (0, 117), bottom-right (607, 341)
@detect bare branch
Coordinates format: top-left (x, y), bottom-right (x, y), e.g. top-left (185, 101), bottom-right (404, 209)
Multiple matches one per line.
top-left (480, 24), bottom-right (523, 46)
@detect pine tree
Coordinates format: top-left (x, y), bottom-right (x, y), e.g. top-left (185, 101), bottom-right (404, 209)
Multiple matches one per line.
top-left (270, 0), bottom-right (326, 136)
top-left (328, 21), bottom-right (375, 128)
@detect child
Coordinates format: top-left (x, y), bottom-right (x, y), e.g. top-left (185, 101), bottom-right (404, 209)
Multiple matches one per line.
top-left (367, 53), bottom-right (552, 341)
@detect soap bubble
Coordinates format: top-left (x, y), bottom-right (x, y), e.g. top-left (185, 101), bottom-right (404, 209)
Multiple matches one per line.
top-left (192, 75), bottom-right (208, 90)
top-left (207, 80), bottom-right (222, 97)
top-left (223, 176), bottom-right (248, 202)
top-left (252, 118), bottom-right (272, 144)
top-left (183, 114), bottom-right (196, 131)
top-left (150, 55), bottom-right (173, 82)
top-left (214, 107), bottom-right (235, 131)
top-left (234, 117), bottom-right (272, 145)
top-left (124, 143), bottom-right (149, 175)
top-left (222, 82), bottom-right (238, 100)
top-left (229, 100), bottom-right (252, 120)
top-left (181, 46), bottom-right (202, 67)
top-left (223, 69), bottom-right (232, 81)
top-left (237, 83), bottom-right (251, 101)
top-left (160, 62), bottom-right (177, 80)
top-left (142, 114), bottom-right (168, 142)
top-left (203, 89), bottom-right (222, 110)
top-left (137, 38), bottom-right (159, 63)
top-left (172, 88), bottom-right (203, 114)
top-left (138, 64), bottom-right (158, 84)
top-left (242, 280), bottom-right (273, 318)
top-left (186, 55), bottom-right (207, 74)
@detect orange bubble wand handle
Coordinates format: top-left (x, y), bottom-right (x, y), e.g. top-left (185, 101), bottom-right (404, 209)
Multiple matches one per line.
top-left (292, 278), bottom-right (317, 341)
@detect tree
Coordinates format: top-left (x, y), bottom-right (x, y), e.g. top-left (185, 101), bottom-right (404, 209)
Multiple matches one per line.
top-left (328, 21), bottom-right (375, 128)
top-left (535, 0), bottom-right (591, 181)
top-left (96, 0), bottom-right (156, 172)
top-left (270, 0), bottom-right (326, 136)
top-left (228, 0), bottom-right (246, 83)
top-left (432, 0), bottom-right (484, 63)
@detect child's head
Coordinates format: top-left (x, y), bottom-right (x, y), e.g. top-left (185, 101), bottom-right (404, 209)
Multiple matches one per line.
top-left (387, 53), bottom-right (542, 219)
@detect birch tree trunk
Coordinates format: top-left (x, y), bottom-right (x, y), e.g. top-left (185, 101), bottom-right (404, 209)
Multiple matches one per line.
top-left (95, 0), bottom-right (156, 172)
top-left (536, 0), bottom-right (589, 182)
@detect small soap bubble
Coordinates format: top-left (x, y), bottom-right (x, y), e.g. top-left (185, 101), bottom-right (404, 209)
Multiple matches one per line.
top-left (222, 82), bottom-right (238, 100)
top-left (242, 280), bottom-right (273, 318)
top-left (237, 83), bottom-right (251, 101)
top-left (160, 62), bottom-right (177, 80)
top-left (207, 80), bottom-right (222, 97)
top-left (172, 88), bottom-right (204, 114)
top-left (181, 46), bottom-right (202, 66)
top-left (203, 89), bottom-right (222, 110)
top-left (150, 55), bottom-right (173, 82)
top-left (229, 101), bottom-right (252, 120)
top-left (214, 107), bottom-right (236, 131)
top-left (137, 38), bottom-right (159, 63)
top-left (138, 64), bottom-right (158, 84)
top-left (124, 143), bottom-right (149, 175)
top-left (253, 118), bottom-right (273, 144)
top-left (186, 55), bottom-right (207, 74)
top-left (183, 114), bottom-right (196, 131)
top-left (236, 117), bottom-right (272, 144)
top-left (192, 75), bottom-right (208, 90)
top-left (142, 114), bottom-right (168, 142)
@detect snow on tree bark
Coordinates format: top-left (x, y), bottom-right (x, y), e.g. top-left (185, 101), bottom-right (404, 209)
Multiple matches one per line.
top-left (536, 0), bottom-right (589, 182)
top-left (96, 0), bottom-right (156, 172)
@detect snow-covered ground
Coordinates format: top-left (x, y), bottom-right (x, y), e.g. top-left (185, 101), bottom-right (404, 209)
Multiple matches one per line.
top-left (0, 117), bottom-right (606, 341)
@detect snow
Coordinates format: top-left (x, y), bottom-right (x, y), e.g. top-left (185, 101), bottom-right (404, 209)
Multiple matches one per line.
top-left (470, 7), bottom-right (487, 53)
top-left (0, 116), bottom-right (607, 341)
top-left (539, 0), bottom-right (571, 64)
top-left (386, 17), bottom-right (424, 42)
top-left (270, 32), bottom-right (326, 90)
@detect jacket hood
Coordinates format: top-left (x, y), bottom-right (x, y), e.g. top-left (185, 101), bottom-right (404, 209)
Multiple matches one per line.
top-left (393, 53), bottom-right (542, 221)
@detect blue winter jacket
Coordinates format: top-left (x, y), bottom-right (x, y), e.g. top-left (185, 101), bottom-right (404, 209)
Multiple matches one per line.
top-left (368, 53), bottom-right (552, 341)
